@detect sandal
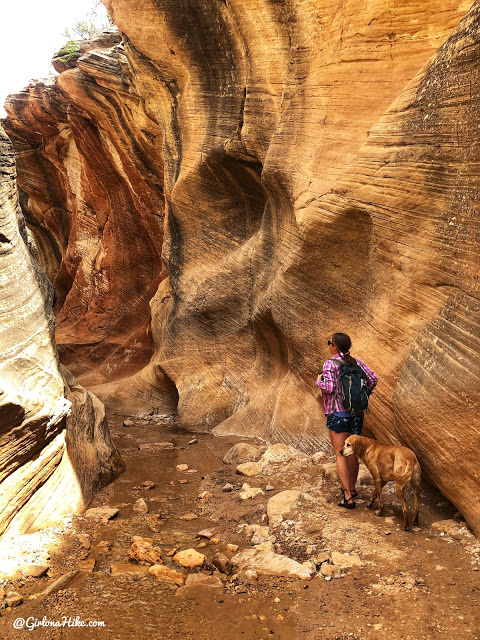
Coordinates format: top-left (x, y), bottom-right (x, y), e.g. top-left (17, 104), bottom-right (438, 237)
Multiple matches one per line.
top-left (338, 495), bottom-right (356, 509)
top-left (341, 487), bottom-right (358, 499)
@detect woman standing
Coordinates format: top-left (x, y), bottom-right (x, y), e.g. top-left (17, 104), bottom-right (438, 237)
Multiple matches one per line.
top-left (316, 333), bottom-right (378, 509)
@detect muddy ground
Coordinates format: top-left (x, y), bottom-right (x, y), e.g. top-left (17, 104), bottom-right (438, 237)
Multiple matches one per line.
top-left (0, 416), bottom-right (478, 640)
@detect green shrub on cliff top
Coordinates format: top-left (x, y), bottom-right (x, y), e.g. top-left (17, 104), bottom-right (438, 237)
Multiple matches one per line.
top-left (56, 41), bottom-right (80, 63)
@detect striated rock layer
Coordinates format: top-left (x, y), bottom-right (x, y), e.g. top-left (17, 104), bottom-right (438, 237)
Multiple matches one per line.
top-left (4, 1), bottom-right (480, 534)
top-left (3, 29), bottom-right (166, 390)
top-left (107, 0), bottom-right (478, 533)
top-left (0, 126), bottom-right (123, 539)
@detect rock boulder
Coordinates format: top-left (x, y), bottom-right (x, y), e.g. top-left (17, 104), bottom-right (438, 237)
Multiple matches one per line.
top-left (230, 549), bottom-right (313, 580)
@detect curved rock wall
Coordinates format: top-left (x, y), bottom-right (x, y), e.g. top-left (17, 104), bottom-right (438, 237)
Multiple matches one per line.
top-left (3, 29), bottom-right (166, 388)
top-left (106, 0), bottom-right (479, 533)
top-left (3, 1), bottom-right (479, 535)
top-left (0, 125), bottom-right (123, 539)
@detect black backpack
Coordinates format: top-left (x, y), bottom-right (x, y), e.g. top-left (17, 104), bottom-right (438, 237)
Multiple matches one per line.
top-left (330, 359), bottom-right (370, 414)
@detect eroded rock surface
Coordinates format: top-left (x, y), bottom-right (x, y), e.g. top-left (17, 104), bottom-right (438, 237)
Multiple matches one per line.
top-left (2, 29), bottom-right (170, 413)
top-left (0, 126), bottom-right (123, 539)
top-left (3, 1), bottom-right (480, 535)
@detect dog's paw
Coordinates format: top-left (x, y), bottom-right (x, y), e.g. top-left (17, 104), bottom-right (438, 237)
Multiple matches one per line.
top-left (375, 509), bottom-right (383, 517)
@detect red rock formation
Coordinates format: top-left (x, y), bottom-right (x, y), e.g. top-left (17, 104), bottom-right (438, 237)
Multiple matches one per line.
top-left (4, 1), bottom-right (480, 535)
top-left (3, 29), bottom-right (166, 389)
top-left (0, 126), bottom-right (123, 539)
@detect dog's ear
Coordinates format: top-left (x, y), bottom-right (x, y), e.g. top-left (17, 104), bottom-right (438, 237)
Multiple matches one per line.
top-left (355, 436), bottom-right (367, 456)
top-left (350, 435), bottom-right (361, 454)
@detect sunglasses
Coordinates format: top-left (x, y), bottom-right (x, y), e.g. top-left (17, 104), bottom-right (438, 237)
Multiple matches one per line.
top-left (328, 340), bottom-right (333, 346)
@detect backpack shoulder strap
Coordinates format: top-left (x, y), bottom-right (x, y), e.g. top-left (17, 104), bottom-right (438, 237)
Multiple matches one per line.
top-left (328, 358), bottom-right (343, 367)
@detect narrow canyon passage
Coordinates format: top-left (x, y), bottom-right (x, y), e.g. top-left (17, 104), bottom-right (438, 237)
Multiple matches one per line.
top-left (1, 0), bottom-right (479, 636)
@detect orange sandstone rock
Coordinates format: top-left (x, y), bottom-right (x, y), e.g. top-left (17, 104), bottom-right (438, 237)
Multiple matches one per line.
top-left (0, 126), bottom-right (122, 540)
top-left (149, 564), bottom-right (185, 586)
top-left (3, 0), bottom-right (480, 538)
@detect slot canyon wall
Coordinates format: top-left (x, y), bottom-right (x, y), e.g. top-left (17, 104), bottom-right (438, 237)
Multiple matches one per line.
top-left (3, 29), bottom-right (167, 397)
top-left (2, 0), bottom-right (479, 535)
top-left (0, 126), bottom-right (123, 540)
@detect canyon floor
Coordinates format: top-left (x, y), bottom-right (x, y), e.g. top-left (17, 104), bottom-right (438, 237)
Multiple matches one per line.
top-left (0, 416), bottom-right (479, 640)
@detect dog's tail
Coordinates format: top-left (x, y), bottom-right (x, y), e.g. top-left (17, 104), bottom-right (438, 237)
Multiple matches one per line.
top-left (410, 459), bottom-right (421, 487)
top-left (410, 457), bottom-right (421, 525)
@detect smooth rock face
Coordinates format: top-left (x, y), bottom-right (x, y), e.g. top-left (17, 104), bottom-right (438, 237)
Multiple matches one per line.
top-left (85, 507), bottom-right (119, 521)
top-left (230, 549), bottom-right (313, 580)
top-left (132, 498), bottom-right (148, 514)
top-left (3, 30), bottom-right (173, 415)
top-left (260, 444), bottom-right (307, 466)
top-left (236, 462), bottom-right (262, 477)
top-left (245, 525), bottom-right (271, 545)
top-left (223, 443), bottom-right (263, 465)
top-left (4, 1), bottom-right (480, 536)
top-left (172, 549), bottom-right (206, 569)
top-left (148, 564), bottom-right (185, 586)
top-left (22, 564), bottom-right (49, 578)
top-left (0, 126), bottom-right (123, 540)
top-left (321, 463), bottom-right (339, 483)
top-left (267, 491), bottom-right (301, 527)
top-left (331, 552), bottom-right (363, 569)
top-left (104, 0), bottom-right (480, 535)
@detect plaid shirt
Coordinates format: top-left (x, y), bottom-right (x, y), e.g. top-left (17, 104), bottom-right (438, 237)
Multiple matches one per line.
top-left (316, 355), bottom-right (378, 415)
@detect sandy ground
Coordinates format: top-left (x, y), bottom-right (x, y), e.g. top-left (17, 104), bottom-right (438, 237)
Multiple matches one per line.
top-left (0, 416), bottom-right (478, 640)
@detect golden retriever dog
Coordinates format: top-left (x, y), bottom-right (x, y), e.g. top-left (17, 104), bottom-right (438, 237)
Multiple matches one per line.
top-left (340, 435), bottom-right (421, 530)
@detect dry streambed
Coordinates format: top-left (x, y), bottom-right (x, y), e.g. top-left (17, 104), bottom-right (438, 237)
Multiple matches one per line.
top-left (0, 417), bottom-right (479, 640)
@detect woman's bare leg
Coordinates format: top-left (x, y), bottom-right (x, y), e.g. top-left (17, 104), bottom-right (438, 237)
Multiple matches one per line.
top-left (329, 431), bottom-right (353, 500)
top-left (346, 454), bottom-right (359, 492)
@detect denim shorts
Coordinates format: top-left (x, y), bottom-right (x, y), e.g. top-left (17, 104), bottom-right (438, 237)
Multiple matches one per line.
top-left (326, 413), bottom-right (364, 435)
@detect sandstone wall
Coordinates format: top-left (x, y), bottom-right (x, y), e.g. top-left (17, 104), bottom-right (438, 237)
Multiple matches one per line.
top-left (106, 0), bottom-right (479, 533)
top-left (4, 1), bottom-right (480, 535)
top-left (3, 30), bottom-right (166, 389)
top-left (0, 125), bottom-right (123, 538)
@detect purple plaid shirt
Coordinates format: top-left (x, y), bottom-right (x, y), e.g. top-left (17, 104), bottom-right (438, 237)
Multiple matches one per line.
top-left (316, 355), bottom-right (378, 415)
